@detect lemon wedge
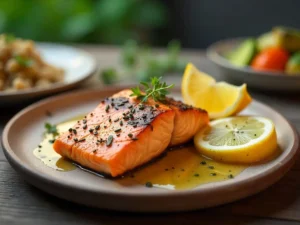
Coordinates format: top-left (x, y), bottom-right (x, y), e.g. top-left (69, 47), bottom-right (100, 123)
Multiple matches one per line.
top-left (181, 63), bottom-right (252, 119)
top-left (194, 116), bottom-right (277, 163)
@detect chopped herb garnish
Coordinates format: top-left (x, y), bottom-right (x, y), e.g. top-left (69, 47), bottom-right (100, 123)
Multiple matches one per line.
top-left (72, 129), bottom-right (77, 135)
top-left (120, 121), bottom-right (123, 126)
top-left (130, 77), bottom-right (174, 102)
top-left (200, 161), bottom-right (207, 165)
top-left (44, 123), bottom-right (59, 138)
top-left (106, 135), bottom-right (114, 146)
top-left (128, 133), bottom-right (133, 138)
top-left (68, 128), bottom-right (72, 132)
top-left (105, 105), bottom-right (110, 112)
top-left (95, 125), bottom-right (100, 130)
top-left (228, 174), bottom-right (234, 179)
top-left (114, 128), bottom-right (121, 132)
top-left (49, 139), bottom-right (55, 144)
top-left (145, 182), bottom-right (153, 188)
top-left (14, 55), bottom-right (33, 67)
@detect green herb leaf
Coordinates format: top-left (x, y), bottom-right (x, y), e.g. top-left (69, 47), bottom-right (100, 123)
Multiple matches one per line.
top-left (44, 122), bottom-right (59, 138)
top-left (130, 77), bottom-right (174, 102)
top-left (14, 55), bottom-right (33, 67)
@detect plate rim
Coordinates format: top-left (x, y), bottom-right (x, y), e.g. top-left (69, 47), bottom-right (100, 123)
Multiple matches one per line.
top-left (2, 87), bottom-right (300, 199)
top-left (0, 43), bottom-right (97, 97)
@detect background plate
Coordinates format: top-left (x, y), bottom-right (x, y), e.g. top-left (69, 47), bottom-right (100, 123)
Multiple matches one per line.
top-left (2, 87), bottom-right (299, 212)
top-left (207, 38), bottom-right (300, 92)
top-left (0, 43), bottom-right (97, 105)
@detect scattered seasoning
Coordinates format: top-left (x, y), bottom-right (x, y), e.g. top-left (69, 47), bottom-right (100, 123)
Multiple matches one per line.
top-left (130, 108), bottom-right (135, 113)
top-left (78, 138), bottom-right (86, 142)
top-left (181, 169), bottom-right (185, 171)
top-left (200, 161), bottom-right (207, 165)
top-left (89, 128), bottom-right (94, 133)
top-left (131, 137), bottom-right (138, 141)
top-left (254, 134), bottom-right (257, 136)
top-left (172, 167), bottom-right (175, 169)
top-left (95, 125), bottom-right (100, 130)
top-left (114, 107), bottom-right (119, 110)
top-left (128, 133), bottom-right (133, 138)
top-left (228, 174), bottom-right (234, 179)
top-left (46, 110), bottom-right (52, 117)
top-left (208, 166), bottom-right (214, 169)
top-left (94, 131), bottom-right (98, 135)
top-left (194, 173), bottom-right (199, 177)
top-left (129, 114), bottom-right (134, 119)
top-left (105, 105), bottom-right (110, 112)
top-left (72, 129), bottom-right (77, 135)
top-left (104, 126), bottom-right (107, 129)
top-left (210, 173), bottom-right (217, 176)
top-left (165, 168), bottom-right (169, 171)
top-left (114, 128), bottom-right (121, 132)
top-left (38, 150), bottom-right (41, 152)
top-left (74, 138), bottom-right (78, 142)
top-left (155, 104), bottom-right (159, 108)
top-left (67, 135), bottom-right (70, 139)
top-left (139, 104), bottom-right (145, 110)
top-left (114, 118), bottom-right (119, 122)
top-left (38, 145), bottom-right (42, 148)
top-left (106, 135), bottom-right (114, 146)
top-left (123, 116), bottom-right (129, 120)
top-left (145, 182), bottom-right (153, 188)
top-left (49, 139), bottom-right (55, 144)
top-left (111, 103), bottom-right (115, 107)
top-left (120, 121), bottom-right (123, 126)
top-left (109, 117), bottom-right (112, 123)
top-left (90, 113), bottom-right (94, 116)
top-left (68, 128), bottom-right (72, 132)
top-left (128, 105), bottom-right (133, 109)
top-left (93, 149), bottom-right (97, 153)
top-left (83, 119), bottom-right (87, 124)
top-left (83, 124), bottom-right (87, 129)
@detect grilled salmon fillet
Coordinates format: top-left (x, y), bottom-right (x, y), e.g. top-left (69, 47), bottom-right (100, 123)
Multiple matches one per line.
top-left (53, 89), bottom-right (208, 177)
top-left (165, 98), bottom-right (209, 146)
top-left (53, 90), bottom-right (175, 177)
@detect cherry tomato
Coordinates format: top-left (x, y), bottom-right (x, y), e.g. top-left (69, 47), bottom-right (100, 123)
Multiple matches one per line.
top-left (251, 47), bottom-right (289, 72)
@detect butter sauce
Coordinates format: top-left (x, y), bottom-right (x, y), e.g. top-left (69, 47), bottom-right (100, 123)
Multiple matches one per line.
top-left (34, 119), bottom-right (247, 190)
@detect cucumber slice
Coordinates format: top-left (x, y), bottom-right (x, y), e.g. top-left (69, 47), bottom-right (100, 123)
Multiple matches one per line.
top-left (227, 38), bottom-right (256, 67)
top-left (286, 51), bottom-right (300, 75)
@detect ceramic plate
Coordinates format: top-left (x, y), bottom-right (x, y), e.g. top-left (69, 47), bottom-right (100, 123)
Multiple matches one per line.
top-left (0, 43), bottom-right (97, 105)
top-left (2, 88), bottom-right (299, 212)
top-left (207, 38), bottom-right (300, 91)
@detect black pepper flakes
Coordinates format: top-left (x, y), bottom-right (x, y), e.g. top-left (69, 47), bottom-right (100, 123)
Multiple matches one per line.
top-left (78, 138), bottom-right (86, 142)
top-left (95, 125), bottom-right (100, 130)
top-left (194, 173), bottom-right (199, 177)
top-left (211, 173), bottom-right (217, 176)
top-left (228, 174), bottom-right (234, 179)
top-left (74, 138), bottom-right (78, 142)
top-left (93, 149), bottom-right (97, 153)
top-left (208, 166), bottom-right (214, 169)
top-left (89, 128), bottom-right (94, 133)
top-left (128, 133), bottom-right (133, 138)
top-left (68, 128), bottom-right (72, 132)
top-left (114, 118), bottom-right (119, 122)
top-left (94, 131), bottom-right (98, 135)
top-left (106, 135), bottom-right (114, 146)
top-left (114, 128), bottom-right (121, 132)
top-left (83, 119), bottom-right (87, 124)
top-left (145, 182), bottom-right (153, 188)
top-left (120, 121), bottom-right (123, 126)
top-left (105, 105), bottom-right (110, 112)
top-left (155, 104), bottom-right (159, 108)
top-left (131, 137), bottom-right (138, 141)
top-left (83, 124), bottom-right (87, 129)
top-left (72, 129), bottom-right (77, 135)
top-left (200, 161), bottom-right (207, 165)
top-left (49, 139), bottom-right (55, 144)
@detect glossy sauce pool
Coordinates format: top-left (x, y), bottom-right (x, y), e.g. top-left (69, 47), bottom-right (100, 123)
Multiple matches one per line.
top-left (34, 119), bottom-right (247, 190)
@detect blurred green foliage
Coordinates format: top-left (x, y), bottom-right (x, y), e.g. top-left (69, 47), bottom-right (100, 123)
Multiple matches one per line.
top-left (0, 0), bottom-right (168, 44)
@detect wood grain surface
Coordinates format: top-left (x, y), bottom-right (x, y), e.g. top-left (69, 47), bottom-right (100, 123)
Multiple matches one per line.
top-left (0, 45), bottom-right (299, 225)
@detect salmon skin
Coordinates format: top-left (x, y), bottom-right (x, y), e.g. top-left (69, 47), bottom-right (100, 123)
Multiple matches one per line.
top-left (53, 89), bottom-right (208, 177)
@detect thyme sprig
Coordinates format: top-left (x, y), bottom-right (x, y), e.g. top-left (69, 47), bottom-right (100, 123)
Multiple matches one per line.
top-left (130, 77), bottom-right (174, 102)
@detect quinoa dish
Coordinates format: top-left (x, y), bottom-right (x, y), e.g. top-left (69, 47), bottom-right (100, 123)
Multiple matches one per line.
top-left (0, 34), bottom-right (64, 92)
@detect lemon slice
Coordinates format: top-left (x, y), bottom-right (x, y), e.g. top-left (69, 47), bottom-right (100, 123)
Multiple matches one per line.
top-left (194, 116), bottom-right (277, 163)
top-left (181, 63), bottom-right (252, 119)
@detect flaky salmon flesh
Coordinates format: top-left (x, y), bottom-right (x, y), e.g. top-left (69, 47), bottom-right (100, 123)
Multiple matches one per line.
top-left (53, 89), bottom-right (209, 177)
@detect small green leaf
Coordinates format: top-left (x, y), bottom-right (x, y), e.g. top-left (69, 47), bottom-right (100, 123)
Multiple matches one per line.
top-left (14, 55), bottom-right (33, 67)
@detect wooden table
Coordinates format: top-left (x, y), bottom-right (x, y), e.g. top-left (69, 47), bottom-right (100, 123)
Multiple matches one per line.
top-left (0, 45), bottom-right (300, 225)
